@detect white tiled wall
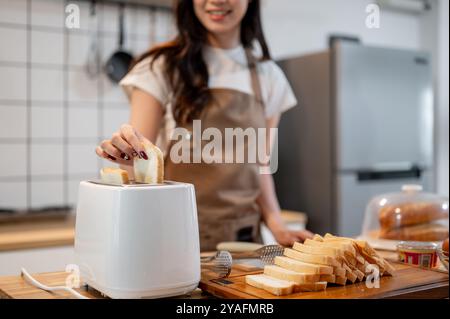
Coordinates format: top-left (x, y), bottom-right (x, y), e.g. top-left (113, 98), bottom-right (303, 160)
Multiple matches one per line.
top-left (31, 105), bottom-right (64, 138)
top-left (0, 105), bottom-right (27, 138)
top-left (31, 30), bottom-right (64, 65)
top-left (0, 145), bottom-right (27, 177)
top-left (31, 69), bottom-right (65, 101)
top-left (0, 182), bottom-right (27, 209)
top-left (0, 28), bottom-right (27, 62)
top-left (0, 0), bottom-right (174, 210)
top-left (0, 0), bottom-right (27, 25)
top-left (67, 105), bottom-right (98, 138)
top-left (0, 66), bottom-right (27, 100)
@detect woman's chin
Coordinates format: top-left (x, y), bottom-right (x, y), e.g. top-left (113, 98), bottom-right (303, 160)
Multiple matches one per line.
top-left (205, 24), bottom-right (240, 38)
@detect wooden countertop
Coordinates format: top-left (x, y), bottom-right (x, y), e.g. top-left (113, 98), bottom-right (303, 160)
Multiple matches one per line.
top-left (0, 258), bottom-right (448, 299)
top-left (0, 216), bottom-right (75, 252)
top-left (0, 271), bottom-right (209, 299)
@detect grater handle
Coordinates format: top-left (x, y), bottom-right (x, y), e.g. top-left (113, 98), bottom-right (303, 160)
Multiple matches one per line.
top-left (216, 242), bottom-right (263, 253)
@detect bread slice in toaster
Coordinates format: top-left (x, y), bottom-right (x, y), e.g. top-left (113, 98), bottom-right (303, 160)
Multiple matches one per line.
top-left (133, 140), bottom-right (164, 184)
top-left (100, 167), bottom-right (130, 184)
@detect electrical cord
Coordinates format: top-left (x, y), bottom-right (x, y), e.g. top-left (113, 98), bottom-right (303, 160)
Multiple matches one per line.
top-left (20, 267), bottom-right (90, 299)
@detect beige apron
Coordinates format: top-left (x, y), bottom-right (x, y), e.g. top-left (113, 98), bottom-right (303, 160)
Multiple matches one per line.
top-left (164, 50), bottom-right (266, 252)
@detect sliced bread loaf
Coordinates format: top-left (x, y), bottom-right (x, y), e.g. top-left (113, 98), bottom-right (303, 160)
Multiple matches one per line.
top-left (264, 265), bottom-right (320, 284)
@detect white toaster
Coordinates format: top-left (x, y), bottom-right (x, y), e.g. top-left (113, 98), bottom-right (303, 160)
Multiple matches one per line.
top-left (74, 180), bottom-right (200, 299)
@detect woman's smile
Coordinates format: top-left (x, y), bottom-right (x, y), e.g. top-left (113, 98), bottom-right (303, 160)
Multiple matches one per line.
top-left (206, 8), bottom-right (233, 22)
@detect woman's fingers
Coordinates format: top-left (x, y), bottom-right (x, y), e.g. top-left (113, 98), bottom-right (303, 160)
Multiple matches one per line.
top-left (100, 140), bottom-right (122, 159)
top-left (96, 146), bottom-right (130, 165)
top-left (96, 146), bottom-right (116, 162)
top-left (134, 129), bottom-right (147, 142)
top-left (94, 124), bottom-right (150, 163)
top-left (98, 140), bottom-right (131, 165)
top-left (111, 132), bottom-right (135, 160)
top-left (120, 124), bottom-right (148, 160)
top-left (292, 229), bottom-right (315, 242)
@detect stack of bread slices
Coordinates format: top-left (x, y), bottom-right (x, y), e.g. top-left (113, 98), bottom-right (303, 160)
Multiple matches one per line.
top-left (246, 233), bottom-right (395, 296)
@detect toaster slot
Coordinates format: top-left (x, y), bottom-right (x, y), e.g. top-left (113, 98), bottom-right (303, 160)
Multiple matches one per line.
top-left (87, 180), bottom-right (180, 187)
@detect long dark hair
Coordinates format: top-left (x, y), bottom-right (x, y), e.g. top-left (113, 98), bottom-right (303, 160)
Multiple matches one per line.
top-left (134, 0), bottom-right (271, 125)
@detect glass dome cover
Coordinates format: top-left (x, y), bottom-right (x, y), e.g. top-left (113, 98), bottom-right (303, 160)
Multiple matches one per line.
top-left (362, 185), bottom-right (449, 242)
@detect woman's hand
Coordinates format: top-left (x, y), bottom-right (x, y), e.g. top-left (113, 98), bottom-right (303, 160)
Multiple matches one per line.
top-left (95, 124), bottom-right (150, 165)
top-left (271, 227), bottom-right (315, 247)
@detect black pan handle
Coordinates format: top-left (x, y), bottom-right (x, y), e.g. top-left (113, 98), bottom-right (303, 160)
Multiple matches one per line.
top-left (357, 165), bottom-right (422, 181)
top-left (119, 3), bottom-right (125, 49)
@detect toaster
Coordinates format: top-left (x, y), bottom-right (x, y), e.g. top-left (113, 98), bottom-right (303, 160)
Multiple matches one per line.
top-left (74, 180), bottom-right (200, 299)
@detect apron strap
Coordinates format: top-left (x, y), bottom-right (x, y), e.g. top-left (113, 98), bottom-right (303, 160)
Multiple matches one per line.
top-left (245, 48), bottom-right (265, 111)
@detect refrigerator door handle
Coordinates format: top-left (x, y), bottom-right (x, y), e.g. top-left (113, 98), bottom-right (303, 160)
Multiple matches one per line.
top-left (357, 164), bottom-right (422, 181)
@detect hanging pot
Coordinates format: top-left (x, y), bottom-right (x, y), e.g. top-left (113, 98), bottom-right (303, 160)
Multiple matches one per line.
top-left (105, 4), bottom-right (134, 84)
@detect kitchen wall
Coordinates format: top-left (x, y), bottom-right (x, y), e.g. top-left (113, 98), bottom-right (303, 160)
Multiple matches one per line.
top-left (261, 0), bottom-right (449, 196)
top-left (0, 0), bottom-right (174, 210)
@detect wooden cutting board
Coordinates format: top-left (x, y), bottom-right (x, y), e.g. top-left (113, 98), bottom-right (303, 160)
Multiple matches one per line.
top-left (199, 261), bottom-right (449, 299)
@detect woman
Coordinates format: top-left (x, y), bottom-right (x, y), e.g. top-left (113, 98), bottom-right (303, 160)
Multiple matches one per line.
top-left (96, 0), bottom-right (313, 251)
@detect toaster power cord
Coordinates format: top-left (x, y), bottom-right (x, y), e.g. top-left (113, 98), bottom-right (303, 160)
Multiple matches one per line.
top-left (21, 268), bottom-right (90, 299)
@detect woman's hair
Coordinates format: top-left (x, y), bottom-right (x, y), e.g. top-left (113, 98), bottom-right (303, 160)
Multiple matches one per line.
top-left (134, 0), bottom-right (271, 125)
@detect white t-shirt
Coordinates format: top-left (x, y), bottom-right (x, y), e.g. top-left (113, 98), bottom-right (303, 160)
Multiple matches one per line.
top-left (120, 44), bottom-right (298, 156)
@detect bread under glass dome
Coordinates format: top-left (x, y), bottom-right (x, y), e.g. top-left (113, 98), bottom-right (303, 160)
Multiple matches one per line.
top-left (361, 185), bottom-right (449, 242)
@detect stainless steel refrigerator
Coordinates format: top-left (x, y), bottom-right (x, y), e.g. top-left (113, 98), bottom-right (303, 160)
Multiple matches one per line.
top-left (274, 41), bottom-right (435, 237)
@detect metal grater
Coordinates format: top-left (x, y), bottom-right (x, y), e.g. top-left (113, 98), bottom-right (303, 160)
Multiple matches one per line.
top-left (230, 245), bottom-right (285, 265)
top-left (201, 251), bottom-right (233, 278)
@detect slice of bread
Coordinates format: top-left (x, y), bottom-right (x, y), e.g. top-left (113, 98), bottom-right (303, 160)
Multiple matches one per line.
top-left (275, 256), bottom-right (333, 275)
top-left (332, 266), bottom-right (346, 278)
top-left (342, 264), bottom-right (357, 283)
top-left (304, 239), bottom-right (356, 259)
top-left (246, 274), bottom-right (294, 296)
top-left (354, 268), bottom-right (365, 281)
top-left (100, 167), bottom-right (129, 184)
top-left (335, 275), bottom-right (348, 286)
top-left (324, 234), bottom-right (396, 276)
top-left (293, 242), bottom-right (342, 258)
top-left (246, 274), bottom-right (327, 295)
top-left (356, 261), bottom-right (367, 273)
top-left (264, 265), bottom-right (320, 284)
top-left (319, 274), bottom-right (336, 284)
top-left (133, 140), bottom-right (164, 184)
top-left (284, 248), bottom-right (340, 267)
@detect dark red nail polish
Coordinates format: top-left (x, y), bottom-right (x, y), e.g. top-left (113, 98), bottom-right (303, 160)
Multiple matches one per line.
top-left (140, 151), bottom-right (148, 160)
top-left (108, 155), bottom-right (117, 161)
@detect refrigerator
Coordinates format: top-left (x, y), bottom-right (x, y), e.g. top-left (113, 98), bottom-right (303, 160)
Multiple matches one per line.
top-left (274, 41), bottom-right (435, 237)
